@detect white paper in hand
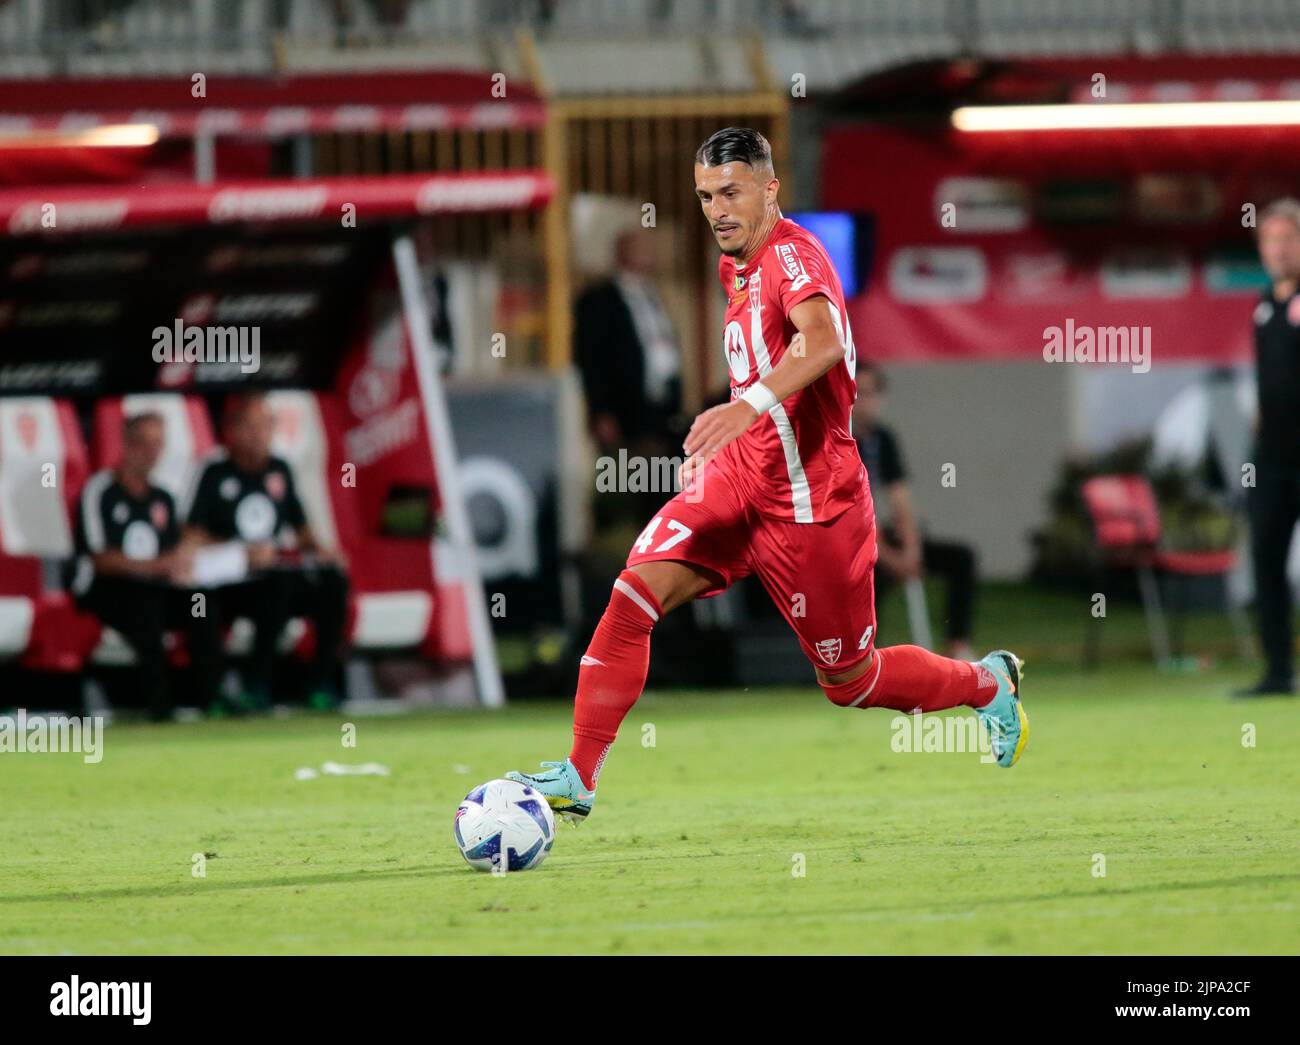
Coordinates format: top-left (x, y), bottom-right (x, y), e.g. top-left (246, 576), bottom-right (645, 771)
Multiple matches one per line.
top-left (191, 542), bottom-right (249, 587)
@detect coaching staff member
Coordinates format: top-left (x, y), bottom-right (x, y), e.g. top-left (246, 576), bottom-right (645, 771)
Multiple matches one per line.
top-left (74, 412), bottom-right (222, 720)
top-left (183, 392), bottom-right (349, 710)
top-left (1241, 198), bottom-right (1300, 697)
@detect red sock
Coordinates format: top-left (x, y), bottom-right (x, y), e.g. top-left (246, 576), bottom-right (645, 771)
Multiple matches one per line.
top-left (568, 570), bottom-right (661, 790)
top-left (822, 645), bottom-right (997, 712)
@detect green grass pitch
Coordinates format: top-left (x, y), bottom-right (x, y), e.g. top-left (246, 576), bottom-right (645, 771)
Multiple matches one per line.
top-left (3, 658), bottom-right (1298, 954)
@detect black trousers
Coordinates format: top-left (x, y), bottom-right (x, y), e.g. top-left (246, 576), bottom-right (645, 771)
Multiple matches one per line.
top-left (211, 564), bottom-right (350, 697)
top-left (77, 576), bottom-right (223, 718)
top-left (1248, 462), bottom-right (1300, 684)
top-left (874, 536), bottom-right (977, 644)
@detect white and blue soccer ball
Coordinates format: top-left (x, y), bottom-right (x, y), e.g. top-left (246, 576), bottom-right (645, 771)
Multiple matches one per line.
top-left (454, 778), bottom-right (556, 872)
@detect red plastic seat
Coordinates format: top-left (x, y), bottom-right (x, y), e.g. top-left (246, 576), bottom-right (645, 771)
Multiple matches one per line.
top-left (1080, 473), bottom-right (1244, 667)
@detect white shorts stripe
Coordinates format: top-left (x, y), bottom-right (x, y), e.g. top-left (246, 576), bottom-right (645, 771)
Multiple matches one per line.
top-left (613, 577), bottom-right (659, 623)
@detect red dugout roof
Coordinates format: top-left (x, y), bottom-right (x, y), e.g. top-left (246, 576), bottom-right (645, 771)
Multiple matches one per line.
top-left (0, 171), bottom-right (553, 236)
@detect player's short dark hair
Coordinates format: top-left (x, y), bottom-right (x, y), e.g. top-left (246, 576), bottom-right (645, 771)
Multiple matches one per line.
top-left (695, 127), bottom-right (774, 175)
top-left (1258, 197), bottom-right (1300, 237)
top-left (123, 411), bottom-right (164, 440)
top-left (857, 360), bottom-right (886, 391)
top-left (223, 390), bottom-right (268, 428)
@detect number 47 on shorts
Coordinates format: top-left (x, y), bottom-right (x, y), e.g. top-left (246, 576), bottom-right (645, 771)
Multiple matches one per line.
top-left (634, 516), bottom-right (693, 554)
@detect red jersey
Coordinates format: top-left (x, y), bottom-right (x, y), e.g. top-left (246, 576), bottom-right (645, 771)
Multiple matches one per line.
top-left (714, 217), bottom-right (864, 523)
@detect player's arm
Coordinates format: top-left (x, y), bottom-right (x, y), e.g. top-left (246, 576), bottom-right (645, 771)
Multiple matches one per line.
top-left (883, 481), bottom-right (923, 578)
top-left (683, 294), bottom-right (843, 463)
top-left (89, 547), bottom-right (169, 580)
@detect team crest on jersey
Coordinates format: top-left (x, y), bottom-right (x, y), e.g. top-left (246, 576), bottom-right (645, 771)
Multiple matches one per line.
top-left (734, 274), bottom-right (746, 291)
top-left (112, 502), bottom-right (129, 524)
top-left (220, 476), bottom-right (240, 500)
top-left (1288, 296), bottom-right (1300, 326)
top-left (265, 471), bottom-right (286, 500)
top-left (1254, 300), bottom-right (1274, 325)
top-left (776, 243), bottom-right (812, 292)
top-left (815, 637), bottom-right (843, 665)
top-left (150, 500), bottom-right (169, 530)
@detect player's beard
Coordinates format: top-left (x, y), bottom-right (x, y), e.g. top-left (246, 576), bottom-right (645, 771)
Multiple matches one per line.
top-left (715, 230), bottom-right (746, 257)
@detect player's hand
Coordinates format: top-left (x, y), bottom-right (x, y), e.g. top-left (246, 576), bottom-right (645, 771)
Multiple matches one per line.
top-left (896, 542), bottom-right (924, 579)
top-left (683, 400), bottom-right (759, 462)
top-left (312, 545), bottom-right (350, 572)
top-left (247, 543), bottom-right (277, 570)
top-left (676, 452), bottom-right (707, 492)
top-left (162, 547), bottom-right (195, 585)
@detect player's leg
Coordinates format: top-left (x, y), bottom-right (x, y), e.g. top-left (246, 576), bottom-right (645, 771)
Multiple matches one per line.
top-left (1242, 464), bottom-right (1299, 693)
top-left (919, 537), bottom-right (977, 659)
top-left (279, 564), bottom-right (350, 709)
top-left (507, 474), bottom-right (751, 822)
top-left (168, 585), bottom-right (224, 710)
top-left (563, 559), bottom-right (715, 792)
top-left (754, 491), bottom-right (1028, 766)
top-left (83, 577), bottom-right (171, 721)
top-left (212, 575), bottom-right (291, 711)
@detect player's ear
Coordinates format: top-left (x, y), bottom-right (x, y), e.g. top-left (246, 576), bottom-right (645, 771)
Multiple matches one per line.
top-left (766, 176), bottom-right (780, 206)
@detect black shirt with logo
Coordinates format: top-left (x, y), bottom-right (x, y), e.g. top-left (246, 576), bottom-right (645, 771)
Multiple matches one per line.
top-left (73, 471), bottom-right (180, 593)
top-left (856, 423), bottom-right (906, 495)
top-left (185, 452), bottom-right (307, 543)
top-left (1253, 289), bottom-right (1300, 468)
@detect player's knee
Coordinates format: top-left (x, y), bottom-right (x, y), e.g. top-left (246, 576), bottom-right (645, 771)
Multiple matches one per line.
top-left (817, 653), bottom-right (881, 708)
top-left (608, 569), bottom-right (663, 628)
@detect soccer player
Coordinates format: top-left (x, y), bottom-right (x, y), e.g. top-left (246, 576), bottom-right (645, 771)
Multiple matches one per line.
top-left (854, 361), bottom-right (979, 660)
top-left (73, 412), bottom-right (222, 720)
top-left (509, 128), bottom-right (1028, 822)
top-left (183, 392), bottom-right (349, 710)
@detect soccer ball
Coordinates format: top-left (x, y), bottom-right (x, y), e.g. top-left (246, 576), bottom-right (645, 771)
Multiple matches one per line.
top-left (453, 778), bottom-right (556, 872)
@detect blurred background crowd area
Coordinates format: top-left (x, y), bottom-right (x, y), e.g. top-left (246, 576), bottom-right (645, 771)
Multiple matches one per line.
top-left (2, 0), bottom-right (1299, 704)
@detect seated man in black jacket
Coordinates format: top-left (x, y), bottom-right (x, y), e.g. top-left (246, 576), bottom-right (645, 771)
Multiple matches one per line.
top-left (74, 412), bottom-right (222, 720)
top-left (853, 362), bottom-right (978, 659)
top-left (183, 392), bottom-right (349, 711)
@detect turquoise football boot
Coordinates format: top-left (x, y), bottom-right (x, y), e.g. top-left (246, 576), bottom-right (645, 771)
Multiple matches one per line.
top-left (973, 650), bottom-right (1029, 767)
top-left (505, 759), bottom-right (596, 825)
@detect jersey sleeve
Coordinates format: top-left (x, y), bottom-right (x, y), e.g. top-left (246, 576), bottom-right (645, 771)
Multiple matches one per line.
top-left (879, 426), bottom-right (907, 485)
top-left (773, 238), bottom-right (836, 317)
top-left (77, 472), bottom-right (112, 554)
top-left (158, 490), bottom-right (181, 551)
top-left (73, 489), bottom-right (93, 555)
top-left (279, 462), bottom-right (307, 530)
top-left (183, 461), bottom-right (221, 533)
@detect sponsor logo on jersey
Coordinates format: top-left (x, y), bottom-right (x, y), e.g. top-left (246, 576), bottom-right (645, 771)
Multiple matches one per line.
top-left (122, 519), bottom-right (160, 560)
top-left (815, 637), bottom-right (843, 665)
top-left (235, 491), bottom-right (277, 542)
top-left (776, 242), bottom-right (812, 292)
top-left (723, 320), bottom-right (750, 384)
